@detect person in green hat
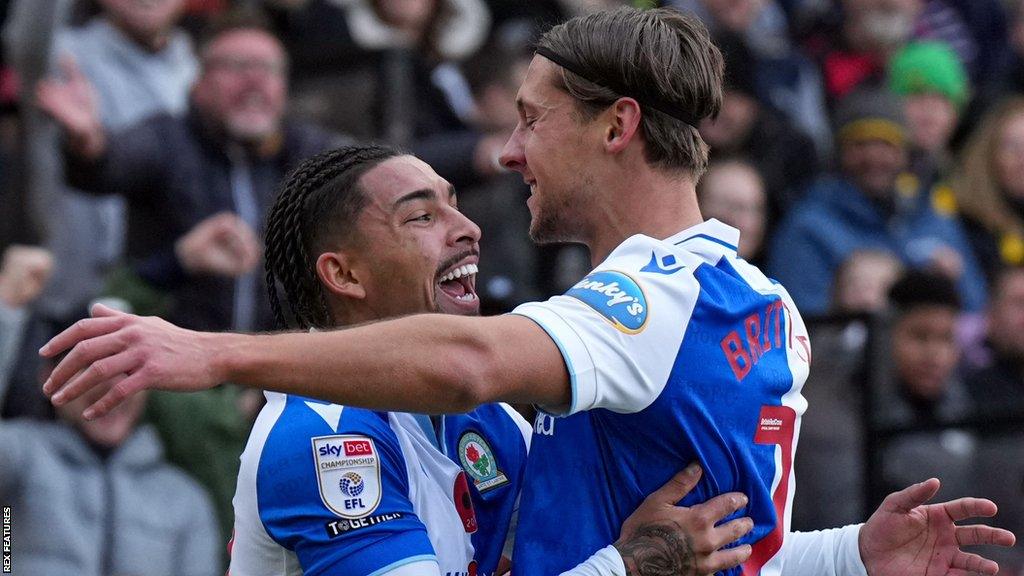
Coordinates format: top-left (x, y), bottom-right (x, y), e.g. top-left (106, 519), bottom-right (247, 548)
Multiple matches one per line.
top-left (889, 40), bottom-right (970, 187)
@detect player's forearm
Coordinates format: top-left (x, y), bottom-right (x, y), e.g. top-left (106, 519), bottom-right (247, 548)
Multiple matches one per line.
top-left (214, 314), bottom-right (499, 413)
top-left (780, 525), bottom-right (866, 576)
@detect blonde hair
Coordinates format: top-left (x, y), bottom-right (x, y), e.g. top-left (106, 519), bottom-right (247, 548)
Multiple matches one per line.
top-left (951, 97), bottom-right (1024, 238)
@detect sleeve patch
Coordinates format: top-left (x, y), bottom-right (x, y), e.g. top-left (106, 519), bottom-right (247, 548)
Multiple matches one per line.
top-left (565, 270), bottom-right (649, 334)
top-left (311, 435), bottom-right (382, 518)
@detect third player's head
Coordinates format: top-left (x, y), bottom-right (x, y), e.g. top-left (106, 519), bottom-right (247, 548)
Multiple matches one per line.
top-left (499, 7), bottom-right (723, 245)
top-left (265, 145), bottom-right (481, 329)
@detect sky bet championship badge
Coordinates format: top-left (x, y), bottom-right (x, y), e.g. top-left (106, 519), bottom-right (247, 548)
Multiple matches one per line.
top-left (566, 270), bottom-right (648, 334)
top-left (312, 435), bottom-right (382, 519)
top-left (458, 431), bottom-right (509, 493)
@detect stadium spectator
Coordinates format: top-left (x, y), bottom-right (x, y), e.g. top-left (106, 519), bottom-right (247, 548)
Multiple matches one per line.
top-left (32, 0), bottom-right (197, 329)
top-left (965, 266), bottom-right (1024, 417)
top-left (37, 12), bottom-right (342, 332)
top-left (0, 245), bottom-right (52, 395)
top-left (832, 249), bottom-right (905, 314)
top-left (697, 158), bottom-right (767, 264)
top-left (812, 0), bottom-right (923, 103)
top-left (668, 0), bottom-right (832, 153)
top-left (768, 88), bottom-right (987, 315)
top-left (983, 0), bottom-right (1024, 99)
top-left (951, 98), bottom-right (1024, 283)
top-left (889, 40), bottom-right (969, 188)
top-left (0, 0), bottom-right (197, 421)
top-left (270, 0), bottom-right (500, 189)
top-left (699, 32), bottom-right (819, 223)
top-left (877, 270), bottom-right (976, 499)
top-left (0, 350), bottom-right (219, 576)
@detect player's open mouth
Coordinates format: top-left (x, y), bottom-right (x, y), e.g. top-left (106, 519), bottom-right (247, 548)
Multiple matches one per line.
top-left (436, 262), bottom-right (479, 305)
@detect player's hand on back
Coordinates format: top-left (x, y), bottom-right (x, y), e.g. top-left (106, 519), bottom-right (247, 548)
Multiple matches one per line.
top-left (859, 478), bottom-right (1016, 576)
top-left (39, 303), bottom-right (224, 419)
top-left (615, 463), bottom-right (753, 576)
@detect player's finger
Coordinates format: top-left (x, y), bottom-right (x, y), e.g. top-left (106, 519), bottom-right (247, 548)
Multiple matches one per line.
top-left (701, 544), bottom-right (752, 574)
top-left (943, 498), bottom-right (999, 522)
top-left (83, 371), bottom-right (149, 420)
top-left (951, 550), bottom-right (1000, 575)
top-left (708, 512), bottom-right (757, 549)
top-left (956, 524), bottom-right (1016, 547)
top-left (91, 302), bottom-right (128, 318)
top-left (691, 492), bottom-right (749, 524)
top-left (50, 347), bottom-right (141, 407)
top-left (40, 314), bottom-right (125, 358)
top-left (645, 463), bottom-right (703, 505)
top-left (882, 478), bottom-right (941, 513)
top-left (42, 324), bottom-right (131, 399)
top-left (708, 517), bottom-right (754, 550)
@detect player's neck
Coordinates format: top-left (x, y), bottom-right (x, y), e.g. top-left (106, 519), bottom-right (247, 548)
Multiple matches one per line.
top-left (586, 170), bottom-right (703, 266)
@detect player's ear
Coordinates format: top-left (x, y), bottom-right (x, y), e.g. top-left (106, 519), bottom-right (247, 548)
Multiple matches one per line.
top-left (604, 96), bottom-right (642, 154)
top-left (316, 251), bottom-right (366, 301)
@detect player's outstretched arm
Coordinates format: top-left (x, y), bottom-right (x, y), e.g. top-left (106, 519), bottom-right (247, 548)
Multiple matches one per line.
top-left (858, 478), bottom-right (1015, 576)
top-left (780, 479), bottom-right (1016, 576)
top-left (41, 304), bottom-right (569, 419)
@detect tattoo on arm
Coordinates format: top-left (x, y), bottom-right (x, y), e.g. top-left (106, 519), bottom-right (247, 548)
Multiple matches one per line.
top-left (616, 524), bottom-right (697, 576)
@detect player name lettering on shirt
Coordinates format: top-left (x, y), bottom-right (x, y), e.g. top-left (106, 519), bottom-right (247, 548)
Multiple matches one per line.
top-left (719, 300), bottom-right (786, 382)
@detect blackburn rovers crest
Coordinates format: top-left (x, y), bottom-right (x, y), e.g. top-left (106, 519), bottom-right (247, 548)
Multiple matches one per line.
top-left (457, 431), bottom-right (509, 493)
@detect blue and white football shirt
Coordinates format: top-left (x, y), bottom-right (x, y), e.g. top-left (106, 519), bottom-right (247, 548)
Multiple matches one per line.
top-left (228, 393), bottom-right (529, 576)
top-left (511, 219), bottom-right (810, 576)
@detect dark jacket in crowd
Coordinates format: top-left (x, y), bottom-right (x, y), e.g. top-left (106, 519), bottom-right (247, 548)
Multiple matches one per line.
top-left (768, 175), bottom-right (987, 314)
top-left (66, 109), bottom-right (343, 331)
top-left (966, 351), bottom-right (1024, 417)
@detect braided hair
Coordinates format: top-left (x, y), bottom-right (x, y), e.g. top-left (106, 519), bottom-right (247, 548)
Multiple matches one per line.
top-left (264, 144), bottom-right (401, 329)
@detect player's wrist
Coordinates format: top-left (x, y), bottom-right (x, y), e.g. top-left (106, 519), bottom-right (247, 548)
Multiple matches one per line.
top-left (206, 330), bottom-right (256, 387)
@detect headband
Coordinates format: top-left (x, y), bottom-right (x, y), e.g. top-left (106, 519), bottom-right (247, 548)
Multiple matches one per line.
top-left (535, 46), bottom-right (700, 128)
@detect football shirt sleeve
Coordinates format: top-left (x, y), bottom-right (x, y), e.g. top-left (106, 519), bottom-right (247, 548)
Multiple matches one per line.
top-left (512, 260), bottom-right (699, 415)
top-left (778, 525), bottom-right (867, 576)
top-left (256, 420), bottom-right (437, 575)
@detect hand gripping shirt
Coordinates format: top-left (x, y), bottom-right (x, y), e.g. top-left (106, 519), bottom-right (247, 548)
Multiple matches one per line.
top-left (511, 219), bottom-right (810, 576)
top-left (228, 393), bottom-right (529, 576)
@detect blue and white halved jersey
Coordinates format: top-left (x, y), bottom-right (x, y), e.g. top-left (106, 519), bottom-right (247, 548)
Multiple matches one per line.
top-left (511, 219), bottom-right (810, 576)
top-left (228, 393), bottom-right (529, 576)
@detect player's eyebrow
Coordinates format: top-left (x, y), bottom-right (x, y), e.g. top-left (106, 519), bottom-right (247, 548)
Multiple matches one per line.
top-left (392, 189), bottom-right (436, 209)
top-left (392, 184), bottom-right (456, 210)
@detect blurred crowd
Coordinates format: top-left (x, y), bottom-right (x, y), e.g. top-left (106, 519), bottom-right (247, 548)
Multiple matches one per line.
top-left (1, 0), bottom-right (1024, 574)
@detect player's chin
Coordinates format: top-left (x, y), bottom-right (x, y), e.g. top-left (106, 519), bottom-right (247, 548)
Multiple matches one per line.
top-left (434, 284), bottom-right (481, 316)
